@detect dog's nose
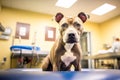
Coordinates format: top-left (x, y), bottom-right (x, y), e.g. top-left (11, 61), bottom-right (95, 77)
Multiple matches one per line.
top-left (68, 33), bottom-right (75, 38)
top-left (67, 33), bottom-right (76, 43)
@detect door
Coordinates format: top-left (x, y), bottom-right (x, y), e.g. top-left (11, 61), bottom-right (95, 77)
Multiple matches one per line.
top-left (80, 32), bottom-right (92, 68)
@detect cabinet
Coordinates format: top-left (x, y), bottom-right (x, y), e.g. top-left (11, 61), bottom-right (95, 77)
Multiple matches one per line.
top-left (92, 53), bottom-right (120, 69)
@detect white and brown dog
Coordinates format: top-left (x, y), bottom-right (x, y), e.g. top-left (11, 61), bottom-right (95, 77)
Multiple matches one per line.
top-left (42, 12), bottom-right (89, 71)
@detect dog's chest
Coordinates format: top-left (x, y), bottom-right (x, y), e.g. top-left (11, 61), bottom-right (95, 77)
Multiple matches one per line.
top-left (61, 44), bottom-right (76, 67)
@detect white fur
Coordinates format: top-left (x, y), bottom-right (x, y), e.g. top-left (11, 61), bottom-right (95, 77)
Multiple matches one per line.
top-left (61, 43), bottom-right (76, 67)
top-left (63, 27), bottom-right (80, 43)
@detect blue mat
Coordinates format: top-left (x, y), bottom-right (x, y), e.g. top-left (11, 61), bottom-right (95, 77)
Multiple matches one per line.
top-left (0, 69), bottom-right (120, 80)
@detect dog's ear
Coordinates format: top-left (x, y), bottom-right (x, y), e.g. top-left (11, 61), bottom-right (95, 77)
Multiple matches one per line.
top-left (78, 12), bottom-right (90, 23)
top-left (55, 12), bottom-right (64, 23)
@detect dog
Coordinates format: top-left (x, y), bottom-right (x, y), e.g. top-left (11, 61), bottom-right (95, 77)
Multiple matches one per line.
top-left (42, 12), bottom-right (89, 71)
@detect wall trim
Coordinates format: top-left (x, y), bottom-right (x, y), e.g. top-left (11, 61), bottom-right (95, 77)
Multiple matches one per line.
top-left (0, 1), bottom-right (1, 12)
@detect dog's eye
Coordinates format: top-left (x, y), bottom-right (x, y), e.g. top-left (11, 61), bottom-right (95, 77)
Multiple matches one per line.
top-left (73, 22), bottom-right (81, 27)
top-left (61, 23), bottom-right (68, 28)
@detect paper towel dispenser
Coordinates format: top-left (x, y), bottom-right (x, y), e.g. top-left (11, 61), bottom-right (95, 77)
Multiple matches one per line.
top-left (2, 27), bottom-right (12, 36)
top-left (0, 23), bottom-right (12, 40)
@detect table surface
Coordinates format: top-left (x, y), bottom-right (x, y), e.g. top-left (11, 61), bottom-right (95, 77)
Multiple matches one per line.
top-left (0, 69), bottom-right (120, 80)
top-left (83, 52), bottom-right (120, 59)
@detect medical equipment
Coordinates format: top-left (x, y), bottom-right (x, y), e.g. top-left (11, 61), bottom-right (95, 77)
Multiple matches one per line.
top-left (10, 35), bottom-right (40, 68)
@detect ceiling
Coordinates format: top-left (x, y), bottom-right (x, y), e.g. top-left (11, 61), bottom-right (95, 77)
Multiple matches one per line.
top-left (1, 0), bottom-right (120, 23)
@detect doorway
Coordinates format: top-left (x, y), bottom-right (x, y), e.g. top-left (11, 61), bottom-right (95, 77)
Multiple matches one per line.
top-left (80, 32), bottom-right (92, 68)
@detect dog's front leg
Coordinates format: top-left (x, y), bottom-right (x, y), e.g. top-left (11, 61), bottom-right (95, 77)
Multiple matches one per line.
top-left (53, 60), bottom-right (61, 71)
top-left (53, 63), bottom-right (58, 71)
top-left (73, 61), bottom-right (81, 71)
top-left (74, 64), bottom-right (81, 71)
top-left (53, 64), bottom-right (60, 71)
top-left (77, 63), bottom-right (81, 71)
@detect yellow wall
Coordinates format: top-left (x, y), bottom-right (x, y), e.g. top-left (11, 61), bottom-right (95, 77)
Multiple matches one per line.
top-left (84, 22), bottom-right (102, 55)
top-left (100, 15), bottom-right (120, 46)
top-left (0, 7), bottom-right (102, 69)
top-left (0, 7), bottom-right (58, 69)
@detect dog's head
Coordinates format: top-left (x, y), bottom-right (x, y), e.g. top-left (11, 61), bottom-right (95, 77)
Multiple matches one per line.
top-left (55, 12), bottom-right (89, 43)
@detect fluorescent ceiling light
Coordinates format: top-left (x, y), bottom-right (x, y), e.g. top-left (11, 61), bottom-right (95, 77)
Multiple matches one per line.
top-left (55, 0), bottom-right (77, 8)
top-left (91, 3), bottom-right (116, 15)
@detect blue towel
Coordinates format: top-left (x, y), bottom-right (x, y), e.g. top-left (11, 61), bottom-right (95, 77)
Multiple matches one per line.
top-left (10, 45), bottom-right (40, 51)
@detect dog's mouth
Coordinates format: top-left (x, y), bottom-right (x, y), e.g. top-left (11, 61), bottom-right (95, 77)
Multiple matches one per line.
top-left (67, 38), bottom-right (77, 43)
top-left (66, 33), bottom-right (77, 43)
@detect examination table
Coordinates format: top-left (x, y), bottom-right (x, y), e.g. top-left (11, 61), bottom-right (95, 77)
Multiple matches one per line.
top-left (0, 69), bottom-right (120, 80)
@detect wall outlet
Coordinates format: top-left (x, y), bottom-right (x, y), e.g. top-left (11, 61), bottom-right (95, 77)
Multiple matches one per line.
top-left (3, 57), bottom-right (7, 62)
